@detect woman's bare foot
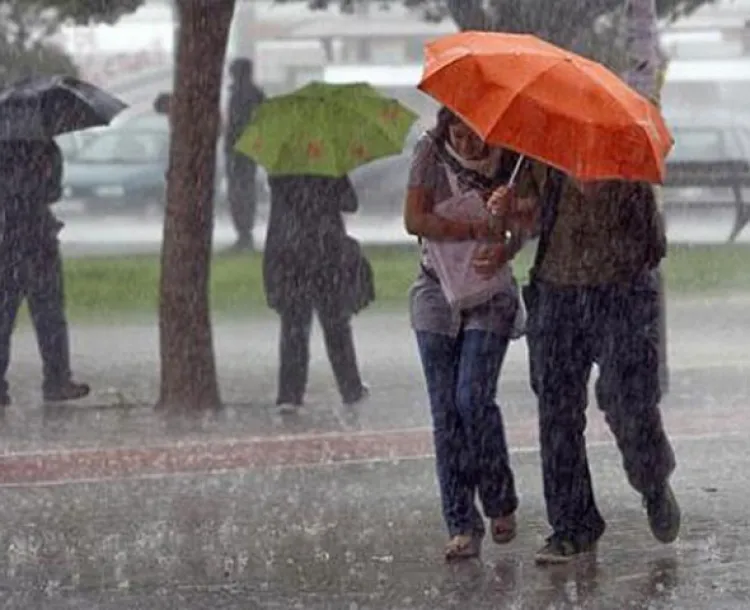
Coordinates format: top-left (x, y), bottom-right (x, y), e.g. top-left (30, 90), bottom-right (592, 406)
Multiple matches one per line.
top-left (444, 534), bottom-right (482, 562)
top-left (491, 513), bottom-right (517, 544)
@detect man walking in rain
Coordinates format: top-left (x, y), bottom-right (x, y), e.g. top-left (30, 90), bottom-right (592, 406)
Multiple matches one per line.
top-left (224, 57), bottom-right (265, 252)
top-left (521, 170), bottom-right (680, 564)
top-left (0, 140), bottom-right (90, 407)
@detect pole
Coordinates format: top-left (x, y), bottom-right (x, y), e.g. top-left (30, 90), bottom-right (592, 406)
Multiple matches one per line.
top-left (622, 0), bottom-right (670, 395)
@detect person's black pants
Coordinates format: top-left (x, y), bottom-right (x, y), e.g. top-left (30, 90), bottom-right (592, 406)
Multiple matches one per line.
top-left (277, 302), bottom-right (363, 405)
top-left (226, 156), bottom-right (257, 245)
top-left (526, 271), bottom-right (675, 546)
top-left (0, 246), bottom-right (72, 397)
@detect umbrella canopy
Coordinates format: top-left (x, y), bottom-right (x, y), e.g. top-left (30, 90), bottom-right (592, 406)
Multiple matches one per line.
top-left (0, 75), bottom-right (128, 140)
top-left (234, 81), bottom-right (418, 178)
top-left (418, 31), bottom-right (673, 183)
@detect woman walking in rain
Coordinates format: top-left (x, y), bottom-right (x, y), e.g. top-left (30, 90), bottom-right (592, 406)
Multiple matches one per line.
top-left (404, 107), bottom-right (540, 561)
top-left (264, 174), bottom-right (372, 412)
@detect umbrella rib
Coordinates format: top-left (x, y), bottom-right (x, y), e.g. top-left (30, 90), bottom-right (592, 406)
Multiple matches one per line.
top-left (322, 99), bottom-right (345, 175)
top-left (327, 93), bottom-right (415, 156)
top-left (578, 63), bottom-right (638, 123)
top-left (484, 59), bottom-right (566, 138)
top-left (486, 56), bottom-right (643, 143)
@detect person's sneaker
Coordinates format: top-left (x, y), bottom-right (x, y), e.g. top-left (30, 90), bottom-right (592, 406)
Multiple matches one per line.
top-left (43, 381), bottom-right (90, 402)
top-left (343, 383), bottom-right (370, 406)
top-left (534, 534), bottom-right (598, 565)
top-left (643, 483), bottom-right (681, 543)
top-left (276, 398), bottom-right (303, 415)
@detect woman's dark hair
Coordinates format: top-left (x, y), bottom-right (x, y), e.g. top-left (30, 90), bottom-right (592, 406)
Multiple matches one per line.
top-left (432, 106), bottom-right (461, 146)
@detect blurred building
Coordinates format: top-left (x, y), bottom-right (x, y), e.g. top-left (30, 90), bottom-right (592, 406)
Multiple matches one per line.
top-left (661, 0), bottom-right (750, 111)
top-left (51, 0), bottom-right (452, 120)
top-left (662, 0), bottom-right (750, 60)
top-left (49, 0), bottom-right (750, 119)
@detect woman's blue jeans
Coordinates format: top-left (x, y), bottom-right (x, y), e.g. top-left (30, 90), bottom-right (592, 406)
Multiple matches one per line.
top-left (415, 329), bottom-right (518, 537)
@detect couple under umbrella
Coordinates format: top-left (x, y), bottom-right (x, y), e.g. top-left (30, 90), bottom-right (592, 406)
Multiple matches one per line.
top-left (0, 75), bottom-right (127, 407)
top-left (407, 31), bottom-right (677, 564)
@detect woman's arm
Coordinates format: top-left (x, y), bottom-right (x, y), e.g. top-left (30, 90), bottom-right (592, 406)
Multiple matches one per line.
top-left (403, 186), bottom-right (488, 240)
top-left (403, 135), bottom-right (494, 241)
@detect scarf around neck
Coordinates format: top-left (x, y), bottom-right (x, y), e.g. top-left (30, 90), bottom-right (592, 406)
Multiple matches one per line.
top-left (433, 135), bottom-right (506, 193)
top-left (443, 141), bottom-right (502, 179)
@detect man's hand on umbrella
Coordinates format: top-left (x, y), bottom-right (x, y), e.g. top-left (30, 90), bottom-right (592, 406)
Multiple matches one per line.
top-left (486, 185), bottom-right (514, 216)
top-left (486, 185), bottom-right (538, 235)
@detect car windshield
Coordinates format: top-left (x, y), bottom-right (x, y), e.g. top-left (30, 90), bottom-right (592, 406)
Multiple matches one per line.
top-left (75, 130), bottom-right (167, 164)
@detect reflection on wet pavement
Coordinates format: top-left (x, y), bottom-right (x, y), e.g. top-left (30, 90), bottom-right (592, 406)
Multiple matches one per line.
top-left (0, 303), bottom-right (748, 607)
top-left (1, 436), bottom-right (750, 608)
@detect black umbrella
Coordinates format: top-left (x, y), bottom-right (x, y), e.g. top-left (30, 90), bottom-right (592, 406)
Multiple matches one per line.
top-left (0, 75), bottom-right (128, 140)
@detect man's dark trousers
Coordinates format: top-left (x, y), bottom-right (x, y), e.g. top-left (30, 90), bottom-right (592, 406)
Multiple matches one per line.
top-left (0, 243), bottom-right (72, 398)
top-left (526, 270), bottom-right (676, 546)
top-left (226, 154), bottom-right (257, 248)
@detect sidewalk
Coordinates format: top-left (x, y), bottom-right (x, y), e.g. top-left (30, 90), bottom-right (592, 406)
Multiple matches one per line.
top-left (1, 303), bottom-right (748, 607)
top-left (1, 303), bottom-right (749, 481)
top-left (1, 433), bottom-right (749, 608)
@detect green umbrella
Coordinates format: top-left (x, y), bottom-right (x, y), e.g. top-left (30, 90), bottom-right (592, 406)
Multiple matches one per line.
top-left (234, 81), bottom-right (418, 177)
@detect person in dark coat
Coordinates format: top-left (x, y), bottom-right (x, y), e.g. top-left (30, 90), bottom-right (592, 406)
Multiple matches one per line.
top-left (225, 58), bottom-right (265, 252)
top-left (0, 140), bottom-right (89, 407)
top-left (518, 172), bottom-right (679, 565)
top-left (264, 174), bottom-right (373, 410)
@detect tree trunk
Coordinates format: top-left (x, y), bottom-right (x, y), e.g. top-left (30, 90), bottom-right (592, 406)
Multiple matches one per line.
top-left (157, 0), bottom-right (235, 413)
top-left (445, 0), bottom-right (490, 30)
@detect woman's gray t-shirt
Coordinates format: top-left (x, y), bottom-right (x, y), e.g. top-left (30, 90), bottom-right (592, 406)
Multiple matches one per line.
top-left (407, 134), bottom-right (519, 338)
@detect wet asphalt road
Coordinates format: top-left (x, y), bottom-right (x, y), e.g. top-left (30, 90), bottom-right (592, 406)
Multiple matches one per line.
top-left (0, 301), bottom-right (748, 608)
top-left (1, 297), bottom-right (749, 451)
top-left (1, 434), bottom-right (749, 609)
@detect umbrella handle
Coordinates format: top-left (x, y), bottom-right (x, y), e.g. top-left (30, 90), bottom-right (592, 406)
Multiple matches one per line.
top-left (507, 154), bottom-right (525, 187)
top-left (485, 154), bottom-right (525, 245)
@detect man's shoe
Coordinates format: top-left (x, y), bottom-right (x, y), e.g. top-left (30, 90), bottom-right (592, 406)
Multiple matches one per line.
top-left (43, 381), bottom-right (90, 402)
top-left (276, 396), bottom-right (303, 415)
top-left (343, 383), bottom-right (370, 406)
top-left (0, 393), bottom-right (9, 408)
top-left (535, 533), bottom-right (599, 565)
top-left (644, 483), bottom-right (681, 544)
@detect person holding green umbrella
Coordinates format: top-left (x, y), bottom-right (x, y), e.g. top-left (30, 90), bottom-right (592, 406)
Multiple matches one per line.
top-left (235, 81), bottom-right (418, 411)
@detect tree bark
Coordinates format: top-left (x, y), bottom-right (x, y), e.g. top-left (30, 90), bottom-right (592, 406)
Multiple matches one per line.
top-left (157, 0), bottom-right (235, 413)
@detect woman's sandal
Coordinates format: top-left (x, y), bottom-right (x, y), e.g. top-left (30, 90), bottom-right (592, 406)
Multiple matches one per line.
top-left (444, 534), bottom-right (482, 562)
top-left (491, 513), bottom-right (517, 544)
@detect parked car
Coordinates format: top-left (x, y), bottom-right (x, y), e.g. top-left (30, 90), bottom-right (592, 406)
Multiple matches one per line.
top-left (55, 129), bottom-right (104, 162)
top-left (62, 127), bottom-right (175, 215)
top-left (60, 114), bottom-right (268, 216)
top-left (111, 111), bottom-right (270, 209)
top-left (663, 108), bottom-right (750, 241)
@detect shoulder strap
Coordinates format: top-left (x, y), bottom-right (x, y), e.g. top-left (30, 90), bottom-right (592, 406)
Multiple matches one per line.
top-left (530, 169), bottom-right (565, 276)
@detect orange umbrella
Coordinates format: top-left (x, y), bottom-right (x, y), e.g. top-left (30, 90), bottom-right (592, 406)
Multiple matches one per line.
top-left (418, 31), bottom-right (673, 183)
